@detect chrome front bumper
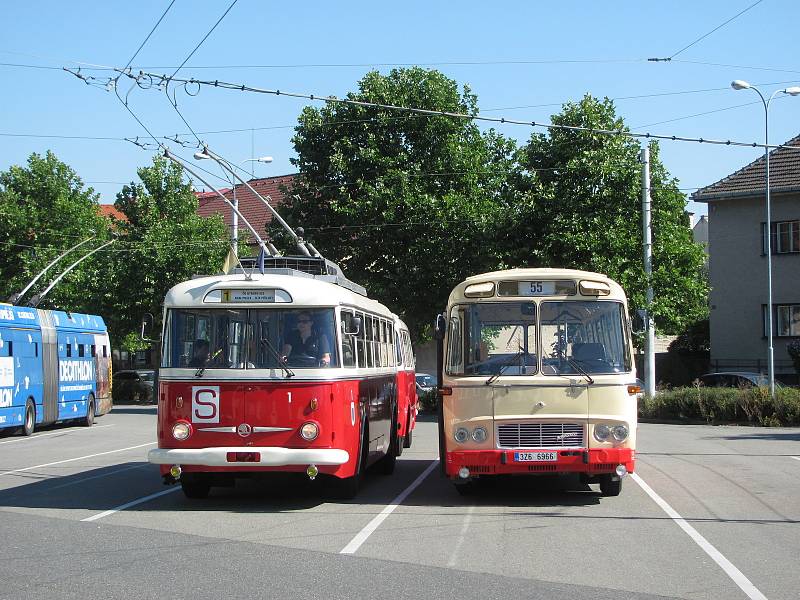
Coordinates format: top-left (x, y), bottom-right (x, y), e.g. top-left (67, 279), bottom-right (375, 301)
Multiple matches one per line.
top-left (148, 447), bottom-right (349, 467)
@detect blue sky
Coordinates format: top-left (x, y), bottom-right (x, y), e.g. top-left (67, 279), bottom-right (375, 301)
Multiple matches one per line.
top-left (3, 0), bottom-right (800, 218)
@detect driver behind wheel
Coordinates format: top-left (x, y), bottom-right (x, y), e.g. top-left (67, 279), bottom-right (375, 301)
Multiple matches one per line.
top-left (280, 311), bottom-right (332, 367)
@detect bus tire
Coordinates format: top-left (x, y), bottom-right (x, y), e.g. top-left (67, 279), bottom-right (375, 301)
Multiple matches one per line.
top-left (378, 411), bottom-right (398, 475)
top-left (82, 395), bottom-right (95, 427)
top-left (22, 400), bottom-right (35, 437)
top-left (454, 481), bottom-right (476, 496)
top-left (403, 408), bottom-right (413, 449)
top-left (181, 475), bottom-right (211, 499)
top-left (599, 475), bottom-right (622, 497)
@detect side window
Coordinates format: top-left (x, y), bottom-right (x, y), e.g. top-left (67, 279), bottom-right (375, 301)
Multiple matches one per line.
top-left (6, 341), bottom-right (12, 357)
top-left (341, 311), bottom-right (357, 368)
top-left (356, 312), bottom-right (366, 368)
top-left (395, 332), bottom-right (404, 367)
top-left (388, 323), bottom-right (395, 367)
top-left (78, 344), bottom-right (85, 358)
top-left (66, 343), bottom-right (72, 358)
top-left (91, 344), bottom-right (97, 357)
top-left (103, 345), bottom-right (108, 358)
top-left (405, 331), bottom-right (415, 369)
top-left (379, 320), bottom-right (388, 367)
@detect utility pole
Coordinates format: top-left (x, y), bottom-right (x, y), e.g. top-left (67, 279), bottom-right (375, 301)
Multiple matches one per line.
top-left (641, 144), bottom-right (656, 398)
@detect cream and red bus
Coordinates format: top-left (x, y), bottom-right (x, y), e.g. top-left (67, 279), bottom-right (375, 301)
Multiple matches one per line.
top-left (148, 258), bottom-right (416, 499)
top-left (434, 268), bottom-right (638, 496)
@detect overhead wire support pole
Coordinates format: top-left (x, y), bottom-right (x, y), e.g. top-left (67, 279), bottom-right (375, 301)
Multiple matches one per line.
top-left (198, 146), bottom-right (314, 257)
top-left (163, 149), bottom-right (271, 261)
top-left (640, 144), bottom-right (656, 399)
top-left (7, 234), bottom-right (96, 304)
top-left (29, 238), bottom-right (117, 308)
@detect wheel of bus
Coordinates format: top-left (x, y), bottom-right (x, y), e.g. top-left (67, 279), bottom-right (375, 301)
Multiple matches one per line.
top-left (454, 480), bottom-right (476, 496)
top-left (599, 474), bottom-right (622, 497)
top-left (22, 400), bottom-right (35, 437)
top-left (181, 474), bottom-right (211, 499)
top-left (402, 407), bottom-right (413, 449)
top-left (82, 395), bottom-right (95, 427)
top-left (378, 410), bottom-right (399, 475)
top-left (329, 418), bottom-right (368, 500)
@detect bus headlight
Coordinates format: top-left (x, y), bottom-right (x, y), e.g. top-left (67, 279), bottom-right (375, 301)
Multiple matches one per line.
top-left (593, 423), bottom-right (611, 442)
top-left (471, 427), bottom-right (487, 443)
top-left (300, 422), bottom-right (319, 441)
top-left (172, 421), bottom-right (192, 441)
top-left (454, 427), bottom-right (469, 443)
top-left (612, 425), bottom-right (629, 442)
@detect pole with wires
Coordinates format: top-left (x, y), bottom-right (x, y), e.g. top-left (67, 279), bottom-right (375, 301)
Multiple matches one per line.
top-left (640, 144), bottom-right (656, 398)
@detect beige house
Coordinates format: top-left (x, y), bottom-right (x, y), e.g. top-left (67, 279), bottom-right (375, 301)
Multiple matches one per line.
top-left (693, 135), bottom-right (800, 377)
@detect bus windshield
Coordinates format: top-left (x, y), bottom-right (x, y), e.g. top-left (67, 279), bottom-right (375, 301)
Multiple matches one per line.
top-left (162, 308), bottom-right (339, 369)
top-left (448, 302), bottom-right (538, 376)
top-left (541, 301), bottom-right (629, 375)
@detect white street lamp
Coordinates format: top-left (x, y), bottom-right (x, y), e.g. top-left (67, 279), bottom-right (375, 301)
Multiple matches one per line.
top-left (731, 80), bottom-right (800, 397)
top-left (194, 153), bottom-right (273, 253)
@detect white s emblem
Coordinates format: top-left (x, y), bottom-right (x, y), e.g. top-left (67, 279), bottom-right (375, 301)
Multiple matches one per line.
top-left (192, 386), bottom-right (220, 423)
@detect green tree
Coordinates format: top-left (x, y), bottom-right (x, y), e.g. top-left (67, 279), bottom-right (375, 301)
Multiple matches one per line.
top-left (285, 67), bottom-right (515, 339)
top-left (110, 156), bottom-right (228, 347)
top-left (514, 95), bottom-right (708, 335)
top-left (0, 151), bottom-right (111, 311)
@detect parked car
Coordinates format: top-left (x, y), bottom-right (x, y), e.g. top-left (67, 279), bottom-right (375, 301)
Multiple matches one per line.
top-left (415, 373), bottom-right (436, 395)
top-left (113, 369), bottom-right (156, 404)
top-left (698, 372), bottom-right (783, 389)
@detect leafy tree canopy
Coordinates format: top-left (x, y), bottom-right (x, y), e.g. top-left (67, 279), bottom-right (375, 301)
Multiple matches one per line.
top-left (514, 95), bottom-right (708, 335)
top-left (285, 67), bottom-right (515, 339)
top-left (0, 151), bottom-right (110, 312)
top-left (109, 156), bottom-right (229, 345)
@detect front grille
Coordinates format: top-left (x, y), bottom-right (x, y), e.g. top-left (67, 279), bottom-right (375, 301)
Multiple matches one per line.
top-left (497, 423), bottom-right (585, 448)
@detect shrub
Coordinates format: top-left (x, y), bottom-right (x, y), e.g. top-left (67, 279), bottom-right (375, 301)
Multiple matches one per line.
top-left (417, 389), bottom-right (439, 413)
top-left (639, 386), bottom-right (800, 426)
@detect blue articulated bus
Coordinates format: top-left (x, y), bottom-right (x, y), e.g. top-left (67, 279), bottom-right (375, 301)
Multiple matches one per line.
top-left (0, 303), bottom-right (112, 436)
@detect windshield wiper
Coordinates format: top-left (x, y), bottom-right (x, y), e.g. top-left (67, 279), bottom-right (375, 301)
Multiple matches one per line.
top-left (486, 349), bottom-right (527, 385)
top-left (260, 338), bottom-right (294, 378)
top-left (565, 358), bottom-right (594, 385)
top-left (195, 348), bottom-right (222, 378)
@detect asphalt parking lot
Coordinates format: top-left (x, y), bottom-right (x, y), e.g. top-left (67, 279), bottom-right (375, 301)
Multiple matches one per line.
top-left (1, 407), bottom-right (798, 600)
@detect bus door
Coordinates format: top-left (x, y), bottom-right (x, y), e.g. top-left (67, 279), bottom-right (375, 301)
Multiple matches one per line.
top-left (37, 311), bottom-right (59, 424)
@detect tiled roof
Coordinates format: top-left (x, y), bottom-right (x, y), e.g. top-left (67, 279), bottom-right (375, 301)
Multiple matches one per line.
top-left (692, 134), bottom-right (800, 202)
top-left (97, 204), bottom-right (128, 222)
top-left (196, 175), bottom-right (295, 239)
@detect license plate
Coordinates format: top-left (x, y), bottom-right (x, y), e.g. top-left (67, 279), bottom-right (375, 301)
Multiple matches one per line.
top-left (514, 451), bottom-right (558, 462)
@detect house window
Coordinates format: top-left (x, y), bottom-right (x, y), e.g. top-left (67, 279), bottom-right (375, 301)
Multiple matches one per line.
top-left (763, 304), bottom-right (800, 337)
top-left (762, 220), bottom-right (800, 254)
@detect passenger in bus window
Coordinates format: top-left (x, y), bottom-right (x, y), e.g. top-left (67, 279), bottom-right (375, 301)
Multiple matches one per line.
top-left (189, 339), bottom-right (211, 368)
top-left (281, 312), bottom-right (331, 367)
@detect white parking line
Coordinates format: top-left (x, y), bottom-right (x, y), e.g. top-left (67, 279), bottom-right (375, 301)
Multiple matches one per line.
top-left (48, 464), bottom-right (148, 491)
top-left (791, 456), bottom-right (800, 462)
top-left (0, 442), bottom-right (155, 477)
top-left (81, 487), bottom-right (182, 522)
top-left (447, 504), bottom-right (476, 567)
top-left (340, 459), bottom-right (439, 555)
top-left (632, 472), bottom-right (767, 600)
top-left (0, 425), bottom-right (114, 445)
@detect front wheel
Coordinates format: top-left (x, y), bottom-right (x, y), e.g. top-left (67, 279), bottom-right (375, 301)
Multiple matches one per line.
top-left (181, 475), bottom-right (211, 499)
top-left (22, 400), bottom-right (35, 436)
top-left (599, 474), bottom-right (622, 497)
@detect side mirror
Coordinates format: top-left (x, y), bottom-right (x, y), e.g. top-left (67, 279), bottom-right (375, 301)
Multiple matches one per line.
top-left (433, 313), bottom-right (447, 340)
top-left (631, 309), bottom-right (646, 334)
top-left (140, 313), bottom-right (160, 343)
top-left (343, 316), bottom-right (362, 336)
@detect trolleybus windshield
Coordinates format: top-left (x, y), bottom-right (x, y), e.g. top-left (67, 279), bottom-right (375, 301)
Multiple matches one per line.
top-left (162, 308), bottom-right (339, 369)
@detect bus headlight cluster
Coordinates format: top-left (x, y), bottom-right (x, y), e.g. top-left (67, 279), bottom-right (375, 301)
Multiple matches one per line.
top-left (454, 426), bottom-right (488, 444)
top-left (593, 423), bottom-right (629, 443)
top-left (300, 422), bottom-right (319, 441)
top-left (172, 421), bottom-right (192, 441)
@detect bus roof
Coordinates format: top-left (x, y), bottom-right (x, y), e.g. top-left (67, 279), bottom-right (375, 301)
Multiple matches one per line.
top-left (448, 268), bottom-right (627, 304)
top-left (164, 272), bottom-right (398, 317)
top-left (0, 304), bottom-right (107, 332)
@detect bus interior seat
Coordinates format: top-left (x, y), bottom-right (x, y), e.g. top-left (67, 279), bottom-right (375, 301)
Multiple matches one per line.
top-left (572, 342), bottom-right (606, 362)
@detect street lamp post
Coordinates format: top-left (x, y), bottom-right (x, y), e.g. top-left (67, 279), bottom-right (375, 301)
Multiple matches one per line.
top-left (731, 80), bottom-right (800, 398)
top-left (194, 153), bottom-right (273, 253)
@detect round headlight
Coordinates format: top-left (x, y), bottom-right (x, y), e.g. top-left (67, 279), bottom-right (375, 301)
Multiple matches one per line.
top-left (593, 423), bottom-right (611, 442)
top-left (454, 427), bottom-right (469, 443)
top-left (612, 424), bottom-right (629, 442)
top-left (300, 422), bottom-right (319, 441)
top-left (471, 427), bottom-right (487, 443)
top-left (172, 422), bottom-right (191, 441)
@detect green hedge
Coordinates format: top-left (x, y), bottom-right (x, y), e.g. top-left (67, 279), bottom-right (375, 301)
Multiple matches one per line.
top-left (639, 386), bottom-right (800, 426)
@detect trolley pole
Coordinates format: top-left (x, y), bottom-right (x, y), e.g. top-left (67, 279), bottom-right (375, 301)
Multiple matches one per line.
top-left (641, 144), bottom-right (656, 398)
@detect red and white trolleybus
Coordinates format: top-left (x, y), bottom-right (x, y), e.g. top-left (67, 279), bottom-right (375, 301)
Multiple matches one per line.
top-left (148, 257), bottom-right (417, 498)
